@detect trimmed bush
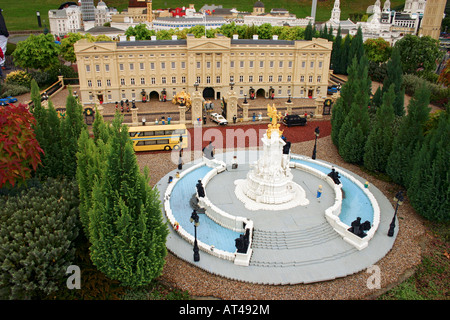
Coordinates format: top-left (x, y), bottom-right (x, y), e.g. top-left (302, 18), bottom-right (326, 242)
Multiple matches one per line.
top-left (0, 178), bottom-right (80, 299)
top-left (403, 74), bottom-right (450, 108)
top-left (5, 70), bottom-right (32, 88)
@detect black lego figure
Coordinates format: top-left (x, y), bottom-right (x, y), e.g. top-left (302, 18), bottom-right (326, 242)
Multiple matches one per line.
top-left (196, 180), bottom-right (205, 198)
top-left (328, 167), bottom-right (341, 185)
top-left (235, 229), bottom-right (250, 253)
top-left (348, 217), bottom-right (371, 238)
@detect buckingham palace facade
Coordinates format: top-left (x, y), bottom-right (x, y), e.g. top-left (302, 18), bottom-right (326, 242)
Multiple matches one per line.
top-left (74, 34), bottom-right (332, 105)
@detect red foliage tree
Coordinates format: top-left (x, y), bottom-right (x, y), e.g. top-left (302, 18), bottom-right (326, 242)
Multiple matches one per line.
top-left (0, 103), bottom-right (44, 188)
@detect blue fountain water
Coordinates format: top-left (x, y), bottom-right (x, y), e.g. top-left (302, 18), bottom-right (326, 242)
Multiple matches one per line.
top-left (169, 166), bottom-right (241, 253)
top-left (290, 159), bottom-right (374, 225)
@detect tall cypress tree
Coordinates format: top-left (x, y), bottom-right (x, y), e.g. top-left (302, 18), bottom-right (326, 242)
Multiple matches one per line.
top-left (89, 114), bottom-right (168, 287)
top-left (407, 109), bottom-right (450, 222)
top-left (339, 34), bottom-right (351, 75)
top-left (61, 88), bottom-right (86, 178)
top-left (331, 55), bottom-right (371, 152)
top-left (364, 85), bottom-right (396, 172)
top-left (348, 26), bottom-right (365, 64)
top-left (337, 55), bottom-right (371, 164)
top-left (382, 47), bottom-right (405, 116)
top-left (331, 26), bottom-right (342, 72)
top-left (77, 111), bottom-right (111, 236)
top-left (305, 22), bottom-right (313, 40)
top-left (370, 86), bottom-right (383, 113)
top-left (31, 80), bottom-right (65, 179)
top-left (386, 84), bottom-right (431, 187)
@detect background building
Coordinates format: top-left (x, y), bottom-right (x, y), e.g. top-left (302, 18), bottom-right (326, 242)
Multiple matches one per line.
top-left (74, 34), bottom-right (332, 105)
top-left (419, 0), bottom-right (447, 39)
top-left (49, 1), bottom-right (117, 36)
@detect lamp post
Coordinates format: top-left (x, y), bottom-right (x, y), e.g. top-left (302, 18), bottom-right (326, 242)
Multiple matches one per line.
top-left (190, 210), bottom-right (200, 262)
top-left (243, 93), bottom-right (248, 104)
top-left (230, 81), bottom-right (235, 91)
top-left (194, 81), bottom-right (199, 91)
top-left (287, 94), bottom-right (291, 103)
top-left (312, 126), bottom-right (320, 160)
top-left (388, 191), bottom-right (404, 237)
top-left (36, 11), bottom-right (42, 28)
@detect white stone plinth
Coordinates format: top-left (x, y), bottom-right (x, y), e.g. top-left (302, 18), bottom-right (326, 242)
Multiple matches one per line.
top-left (234, 130), bottom-right (309, 211)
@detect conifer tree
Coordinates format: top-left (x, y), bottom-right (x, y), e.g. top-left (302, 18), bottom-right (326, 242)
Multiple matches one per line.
top-left (77, 111), bottom-right (111, 236)
top-left (386, 84), bottom-right (431, 187)
top-left (337, 56), bottom-right (371, 163)
top-left (407, 109), bottom-right (450, 222)
top-left (348, 26), bottom-right (365, 64)
top-left (305, 22), bottom-right (313, 40)
top-left (339, 34), bottom-right (351, 75)
top-left (331, 27), bottom-right (342, 72)
top-left (61, 88), bottom-right (86, 178)
top-left (89, 114), bottom-right (168, 287)
top-left (364, 85), bottom-right (396, 172)
top-left (370, 86), bottom-right (383, 113)
top-left (331, 55), bottom-right (371, 151)
top-left (0, 178), bottom-right (80, 299)
top-left (382, 47), bottom-right (405, 116)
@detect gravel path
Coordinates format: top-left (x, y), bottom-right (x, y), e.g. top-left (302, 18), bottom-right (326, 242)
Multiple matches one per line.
top-left (137, 126), bottom-right (427, 300)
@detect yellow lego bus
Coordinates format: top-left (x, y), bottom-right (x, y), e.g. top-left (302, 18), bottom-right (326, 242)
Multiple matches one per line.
top-left (128, 124), bottom-right (188, 152)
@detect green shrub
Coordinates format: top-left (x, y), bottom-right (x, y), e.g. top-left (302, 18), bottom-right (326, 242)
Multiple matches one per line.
top-left (31, 64), bottom-right (78, 88)
top-left (403, 74), bottom-right (450, 108)
top-left (5, 70), bottom-right (32, 88)
top-left (0, 178), bottom-right (80, 299)
top-left (0, 82), bottom-right (30, 98)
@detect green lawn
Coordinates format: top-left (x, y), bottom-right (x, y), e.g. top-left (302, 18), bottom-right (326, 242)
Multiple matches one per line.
top-left (3, 0), bottom-right (405, 31)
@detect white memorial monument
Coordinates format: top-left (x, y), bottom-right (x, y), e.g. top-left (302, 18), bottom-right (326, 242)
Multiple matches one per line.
top-left (235, 104), bottom-right (309, 211)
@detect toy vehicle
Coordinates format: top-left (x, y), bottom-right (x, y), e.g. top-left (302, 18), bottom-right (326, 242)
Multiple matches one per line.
top-left (282, 114), bottom-right (307, 127)
top-left (0, 96), bottom-right (18, 105)
top-left (327, 85), bottom-right (338, 95)
top-left (210, 112), bottom-right (228, 125)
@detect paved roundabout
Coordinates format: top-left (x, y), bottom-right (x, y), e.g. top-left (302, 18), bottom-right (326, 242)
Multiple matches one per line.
top-left (156, 149), bottom-right (398, 285)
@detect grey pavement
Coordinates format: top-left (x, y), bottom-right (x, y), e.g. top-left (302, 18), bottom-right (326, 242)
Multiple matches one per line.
top-left (156, 150), bottom-right (398, 285)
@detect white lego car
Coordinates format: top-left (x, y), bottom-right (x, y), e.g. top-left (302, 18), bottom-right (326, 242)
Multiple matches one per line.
top-left (210, 112), bottom-right (228, 125)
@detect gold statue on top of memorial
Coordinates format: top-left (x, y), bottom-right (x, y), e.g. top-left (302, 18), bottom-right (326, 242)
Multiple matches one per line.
top-left (266, 104), bottom-right (283, 139)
